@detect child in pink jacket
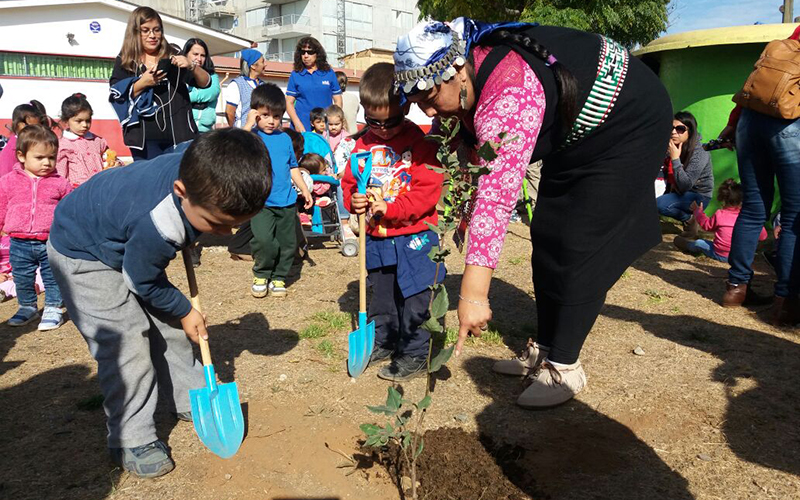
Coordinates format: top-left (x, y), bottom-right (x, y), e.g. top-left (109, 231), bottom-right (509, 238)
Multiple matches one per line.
top-left (674, 178), bottom-right (766, 262)
top-left (0, 125), bottom-right (72, 330)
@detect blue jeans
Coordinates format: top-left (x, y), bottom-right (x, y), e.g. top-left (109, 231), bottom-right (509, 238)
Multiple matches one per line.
top-left (728, 109), bottom-right (800, 297)
top-left (687, 239), bottom-right (727, 262)
top-left (657, 192), bottom-right (711, 222)
top-left (9, 238), bottom-right (61, 308)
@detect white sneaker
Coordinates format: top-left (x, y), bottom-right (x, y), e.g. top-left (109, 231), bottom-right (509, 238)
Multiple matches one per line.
top-left (493, 338), bottom-right (549, 376)
top-left (517, 360), bottom-right (587, 409)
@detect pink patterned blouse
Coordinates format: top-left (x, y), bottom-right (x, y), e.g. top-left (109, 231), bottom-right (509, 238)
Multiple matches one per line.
top-left (57, 131), bottom-right (108, 187)
top-left (464, 46), bottom-right (546, 269)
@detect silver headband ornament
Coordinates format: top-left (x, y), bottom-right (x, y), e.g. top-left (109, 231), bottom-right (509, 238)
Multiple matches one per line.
top-left (394, 30), bottom-right (468, 96)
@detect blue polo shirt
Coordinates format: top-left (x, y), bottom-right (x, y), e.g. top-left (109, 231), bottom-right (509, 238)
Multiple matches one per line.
top-left (257, 129), bottom-right (298, 208)
top-left (286, 68), bottom-right (342, 131)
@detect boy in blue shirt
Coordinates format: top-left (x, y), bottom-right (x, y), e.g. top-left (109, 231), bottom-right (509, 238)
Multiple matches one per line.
top-left (46, 129), bottom-right (272, 478)
top-left (243, 84), bottom-right (312, 297)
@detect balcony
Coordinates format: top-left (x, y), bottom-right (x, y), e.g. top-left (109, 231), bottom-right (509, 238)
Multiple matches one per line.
top-left (200, 0), bottom-right (235, 19)
top-left (262, 14), bottom-right (313, 38)
top-left (264, 52), bottom-right (295, 63)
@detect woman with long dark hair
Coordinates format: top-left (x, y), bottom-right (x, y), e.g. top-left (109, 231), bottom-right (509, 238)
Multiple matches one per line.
top-left (656, 111), bottom-right (714, 228)
top-left (109, 7), bottom-right (210, 160)
top-left (182, 38), bottom-right (220, 133)
top-left (285, 37), bottom-right (342, 132)
top-left (392, 18), bottom-right (672, 408)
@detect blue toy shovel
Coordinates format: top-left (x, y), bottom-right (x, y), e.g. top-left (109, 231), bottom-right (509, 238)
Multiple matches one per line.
top-left (182, 248), bottom-right (244, 459)
top-left (348, 152), bottom-right (376, 378)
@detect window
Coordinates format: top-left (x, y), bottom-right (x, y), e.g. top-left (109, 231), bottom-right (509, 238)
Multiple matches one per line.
top-left (392, 10), bottom-right (413, 30)
top-left (345, 36), bottom-right (372, 55)
top-left (0, 52), bottom-right (113, 80)
top-left (345, 1), bottom-right (372, 32)
top-left (322, 1), bottom-right (337, 29)
top-left (322, 33), bottom-right (339, 59)
top-left (245, 7), bottom-right (267, 28)
top-left (280, 0), bottom-right (309, 17)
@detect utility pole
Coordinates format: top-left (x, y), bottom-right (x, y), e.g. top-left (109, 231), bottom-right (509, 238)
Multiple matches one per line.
top-left (783, 0), bottom-right (794, 23)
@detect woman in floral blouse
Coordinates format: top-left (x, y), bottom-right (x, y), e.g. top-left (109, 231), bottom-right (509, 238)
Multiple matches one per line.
top-left (394, 18), bottom-right (672, 408)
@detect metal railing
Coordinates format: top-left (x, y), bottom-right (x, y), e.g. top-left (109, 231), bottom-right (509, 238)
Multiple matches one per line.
top-left (263, 14), bottom-right (311, 27)
top-left (264, 52), bottom-right (295, 62)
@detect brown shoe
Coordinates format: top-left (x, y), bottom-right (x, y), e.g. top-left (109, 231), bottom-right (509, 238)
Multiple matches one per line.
top-left (681, 217), bottom-right (699, 238)
top-left (722, 281), bottom-right (747, 307)
top-left (673, 235), bottom-right (692, 253)
top-left (772, 296), bottom-right (800, 326)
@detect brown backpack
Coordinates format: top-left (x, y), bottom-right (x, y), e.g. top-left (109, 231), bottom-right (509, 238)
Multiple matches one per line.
top-left (733, 39), bottom-right (800, 120)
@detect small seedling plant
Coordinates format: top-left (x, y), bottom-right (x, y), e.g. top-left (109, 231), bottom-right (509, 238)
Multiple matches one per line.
top-left (360, 117), bottom-right (508, 500)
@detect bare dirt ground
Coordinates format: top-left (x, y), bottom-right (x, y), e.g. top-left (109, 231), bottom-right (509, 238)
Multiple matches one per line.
top-left (1, 223), bottom-right (799, 499)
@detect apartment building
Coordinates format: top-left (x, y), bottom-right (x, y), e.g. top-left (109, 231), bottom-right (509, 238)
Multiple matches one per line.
top-left (132, 0), bottom-right (420, 62)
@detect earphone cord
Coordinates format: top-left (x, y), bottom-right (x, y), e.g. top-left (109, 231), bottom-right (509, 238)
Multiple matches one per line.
top-left (155, 65), bottom-right (182, 135)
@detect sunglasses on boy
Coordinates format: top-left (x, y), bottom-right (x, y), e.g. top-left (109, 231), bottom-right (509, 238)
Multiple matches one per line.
top-left (673, 125), bottom-right (687, 134)
top-left (300, 49), bottom-right (317, 55)
top-left (365, 114), bottom-right (404, 130)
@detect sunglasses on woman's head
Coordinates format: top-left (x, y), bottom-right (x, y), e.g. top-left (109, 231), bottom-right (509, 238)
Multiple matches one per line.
top-left (300, 49), bottom-right (317, 55)
top-left (673, 125), bottom-right (687, 134)
top-left (365, 114), bottom-right (404, 130)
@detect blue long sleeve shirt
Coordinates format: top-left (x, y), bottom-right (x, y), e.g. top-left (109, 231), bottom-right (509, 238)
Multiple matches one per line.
top-left (49, 147), bottom-right (200, 318)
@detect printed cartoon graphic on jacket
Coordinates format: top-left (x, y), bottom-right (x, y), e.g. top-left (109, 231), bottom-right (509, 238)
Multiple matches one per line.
top-left (357, 145), bottom-right (417, 235)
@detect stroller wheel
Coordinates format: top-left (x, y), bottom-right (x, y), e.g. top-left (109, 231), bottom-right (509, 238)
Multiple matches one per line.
top-left (341, 240), bottom-right (358, 257)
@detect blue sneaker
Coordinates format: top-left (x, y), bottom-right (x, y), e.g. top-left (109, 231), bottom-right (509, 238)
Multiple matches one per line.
top-left (110, 440), bottom-right (175, 478)
top-left (8, 306), bottom-right (39, 326)
top-left (38, 306), bottom-right (64, 331)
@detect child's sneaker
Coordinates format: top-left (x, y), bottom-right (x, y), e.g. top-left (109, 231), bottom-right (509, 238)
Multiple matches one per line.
top-left (8, 306), bottom-right (39, 326)
top-left (110, 440), bottom-right (175, 478)
top-left (251, 277), bottom-right (268, 298)
top-left (377, 355), bottom-right (427, 381)
top-left (269, 280), bottom-right (287, 297)
top-left (517, 360), bottom-right (586, 409)
top-left (369, 346), bottom-right (394, 366)
top-left (38, 306), bottom-right (65, 331)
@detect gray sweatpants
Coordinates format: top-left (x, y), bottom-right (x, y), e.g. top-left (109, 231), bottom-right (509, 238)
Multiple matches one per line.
top-left (47, 242), bottom-right (204, 448)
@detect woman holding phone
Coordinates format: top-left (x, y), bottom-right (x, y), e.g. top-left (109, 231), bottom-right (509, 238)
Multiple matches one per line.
top-left (109, 7), bottom-right (211, 160)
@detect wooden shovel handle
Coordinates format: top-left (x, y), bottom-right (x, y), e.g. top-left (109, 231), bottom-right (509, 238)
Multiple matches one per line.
top-left (359, 213), bottom-right (366, 314)
top-left (182, 247), bottom-right (212, 366)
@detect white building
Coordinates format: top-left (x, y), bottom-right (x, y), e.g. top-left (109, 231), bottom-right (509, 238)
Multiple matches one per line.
top-left (133, 0), bottom-right (420, 63)
top-left (0, 0), bottom-right (247, 156)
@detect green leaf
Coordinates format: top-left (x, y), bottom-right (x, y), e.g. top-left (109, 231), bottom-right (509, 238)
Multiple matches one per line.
top-left (365, 434), bottom-right (382, 447)
top-left (395, 414), bottom-right (408, 427)
top-left (402, 432), bottom-right (411, 449)
top-left (421, 316), bottom-right (443, 334)
top-left (427, 165), bottom-right (447, 174)
top-left (425, 222), bottom-right (439, 233)
top-left (367, 405), bottom-right (397, 416)
top-left (360, 423), bottom-right (381, 436)
top-left (414, 437), bottom-right (425, 459)
top-left (386, 386), bottom-right (402, 412)
top-left (430, 286), bottom-right (449, 319)
top-left (476, 140), bottom-right (500, 163)
top-left (417, 395), bottom-right (431, 411)
top-left (427, 245), bottom-right (440, 262)
top-left (385, 422), bottom-right (395, 436)
top-left (429, 345), bottom-right (455, 373)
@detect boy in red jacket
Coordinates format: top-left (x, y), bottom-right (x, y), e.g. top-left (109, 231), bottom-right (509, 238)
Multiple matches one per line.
top-left (342, 63), bottom-right (444, 381)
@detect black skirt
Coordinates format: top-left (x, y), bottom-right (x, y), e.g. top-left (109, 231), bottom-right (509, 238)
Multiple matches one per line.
top-left (530, 55), bottom-right (673, 305)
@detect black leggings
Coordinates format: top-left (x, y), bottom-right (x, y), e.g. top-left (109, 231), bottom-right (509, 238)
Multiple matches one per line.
top-left (535, 292), bottom-right (606, 364)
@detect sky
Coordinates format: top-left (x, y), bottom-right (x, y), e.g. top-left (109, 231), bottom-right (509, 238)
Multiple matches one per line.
top-left (666, 0), bottom-right (788, 34)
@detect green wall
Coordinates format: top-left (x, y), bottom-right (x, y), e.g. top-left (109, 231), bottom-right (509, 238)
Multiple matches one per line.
top-left (655, 43), bottom-right (765, 212)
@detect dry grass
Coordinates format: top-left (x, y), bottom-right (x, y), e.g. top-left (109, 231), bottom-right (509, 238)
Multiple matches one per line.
top-left (0, 224), bottom-right (798, 499)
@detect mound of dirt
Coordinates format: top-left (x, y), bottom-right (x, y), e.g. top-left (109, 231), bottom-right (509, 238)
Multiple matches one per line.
top-left (372, 427), bottom-right (544, 500)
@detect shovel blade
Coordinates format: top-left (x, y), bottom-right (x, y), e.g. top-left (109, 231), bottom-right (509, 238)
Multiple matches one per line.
top-left (189, 366), bottom-right (245, 459)
top-left (347, 314), bottom-right (375, 378)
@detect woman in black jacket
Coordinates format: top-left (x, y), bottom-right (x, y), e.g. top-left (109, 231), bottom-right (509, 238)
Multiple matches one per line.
top-left (109, 7), bottom-right (210, 160)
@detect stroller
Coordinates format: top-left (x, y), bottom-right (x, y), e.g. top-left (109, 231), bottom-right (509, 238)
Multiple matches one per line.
top-left (300, 132), bottom-right (358, 256)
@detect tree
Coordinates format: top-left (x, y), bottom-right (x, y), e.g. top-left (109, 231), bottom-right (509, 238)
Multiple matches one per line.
top-left (416, 0), bottom-right (670, 47)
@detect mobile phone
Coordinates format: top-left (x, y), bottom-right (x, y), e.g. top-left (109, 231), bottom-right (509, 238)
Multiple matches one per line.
top-left (156, 58), bottom-right (172, 74)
